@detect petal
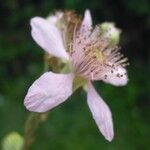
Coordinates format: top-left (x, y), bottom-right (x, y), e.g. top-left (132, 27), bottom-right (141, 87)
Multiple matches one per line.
top-left (79, 9), bottom-right (92, 37)
top-left (72, 10), bottom-right (92, 68)
top-left (82, 9), bottom-right (92, 28)
top-left (24, 72), bottom-right (74, 112)
top-left (102, 66), bottom-right (128, 86)
top-left (30, 17), bottom-right (69, 60)
top-left (87, 83), bottom-right (114, 141)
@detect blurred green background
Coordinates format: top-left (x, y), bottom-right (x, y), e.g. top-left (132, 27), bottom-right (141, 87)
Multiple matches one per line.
top-left (0, 0), bottom-right (150, 150)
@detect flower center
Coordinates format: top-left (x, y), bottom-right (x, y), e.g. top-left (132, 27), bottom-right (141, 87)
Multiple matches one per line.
top-left (71, 25), bottom-right (128, 81)
top-left (72, 75), bottom-right (87, 92)
top-left (94, 49), bottom-right (104, 62)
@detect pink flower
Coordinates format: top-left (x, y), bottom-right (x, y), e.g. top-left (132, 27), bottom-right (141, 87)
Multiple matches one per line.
top-left (24, 10), bottom-right (128, 141)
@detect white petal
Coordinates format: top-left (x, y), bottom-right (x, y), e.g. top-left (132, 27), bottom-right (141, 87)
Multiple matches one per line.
top-left (72, 10), bottom-right (92, 68)
top-left (87, 83), bottom-right (114, 141)
top-left (82, 9), bottom-right (92, 28)
top-left (80, 9), bottom-right (92, 37)
top-left (102, 66), bottom-right (128, 86)
top-left (30, 17), bottom-right (69, 60)
top-left (24, 72), bottom-right (74, 112)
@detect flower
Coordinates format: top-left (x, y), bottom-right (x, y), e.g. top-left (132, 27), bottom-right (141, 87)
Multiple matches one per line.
top-left (24, 10), bottom-right (128, 141)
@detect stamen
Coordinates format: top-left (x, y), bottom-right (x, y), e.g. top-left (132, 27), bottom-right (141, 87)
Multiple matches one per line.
top-left (71, 23), bottom-right (128, 81)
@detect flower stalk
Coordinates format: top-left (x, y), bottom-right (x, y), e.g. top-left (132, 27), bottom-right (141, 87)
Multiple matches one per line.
top-left (23, 112), bottom-right (47, 150)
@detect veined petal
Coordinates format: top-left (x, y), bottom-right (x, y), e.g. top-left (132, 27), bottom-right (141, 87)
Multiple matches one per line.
top-left (30, 17), bottom-right (69, 60)
top-left (102, 66), bottom-right (128, 86)
top-left (24, 72), bottom-right (74, 112)
top-left (87, 83), bottom-right (114, 141)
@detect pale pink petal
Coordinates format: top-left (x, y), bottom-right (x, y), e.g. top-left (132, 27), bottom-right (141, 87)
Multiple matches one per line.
top-left (102, 66), bottom-right (128, 86)
top-left (87, 82), bottom-right (114, 141)
top-left (81, 9), bottom-right (92, 29)
top-left (79, 9), bottom-right (92, 38)
top-left (30, 17), bottom-right (69, 60)
top-left (72, 10), bottom-right (92, 70)
top-left (24, 72), bottom-right (74, 112)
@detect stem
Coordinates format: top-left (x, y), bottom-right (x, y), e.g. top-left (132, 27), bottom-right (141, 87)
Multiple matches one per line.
top-left (23, 113), bottom-right (47, 150)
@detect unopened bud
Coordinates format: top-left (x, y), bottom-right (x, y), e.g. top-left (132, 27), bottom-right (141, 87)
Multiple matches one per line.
top-left (100, 22), bottom-right (121, 46)
top-left (2, 132), bottom-right (24, 150)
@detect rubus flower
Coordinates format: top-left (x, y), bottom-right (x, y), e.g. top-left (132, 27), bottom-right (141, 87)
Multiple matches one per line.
top-left (24, 10), bottom-right (128, 141)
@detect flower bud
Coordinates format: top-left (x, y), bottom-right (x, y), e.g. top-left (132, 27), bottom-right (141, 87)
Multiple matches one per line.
top-left (100, 22), bottom-right (121, 46)
top-left (2, 132), bottom-right (24, 150)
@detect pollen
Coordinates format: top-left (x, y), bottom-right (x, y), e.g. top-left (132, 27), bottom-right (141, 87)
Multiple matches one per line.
top-left (94, 49), bottom-right (104, 62)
